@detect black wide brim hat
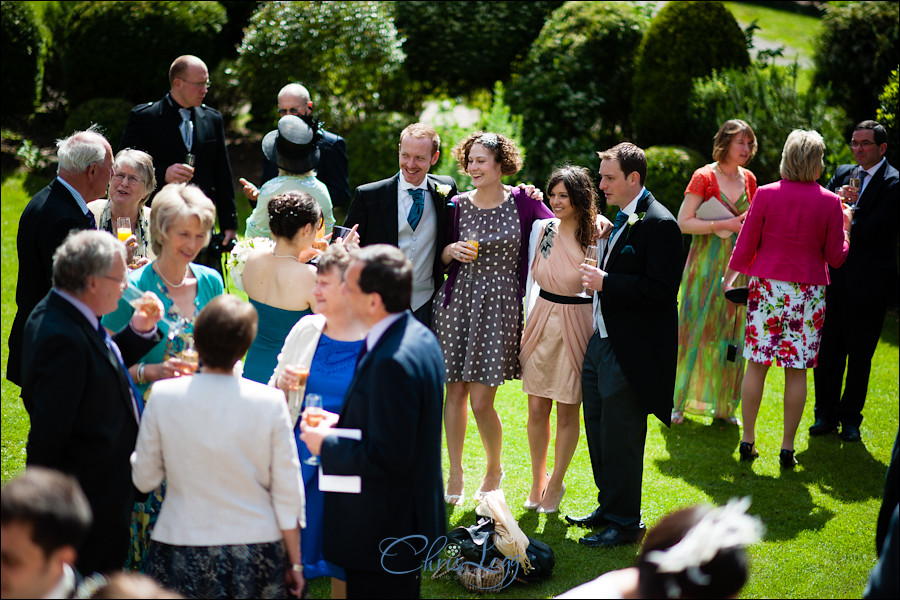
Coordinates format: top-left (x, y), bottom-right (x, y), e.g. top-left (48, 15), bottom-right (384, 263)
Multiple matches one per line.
top-left (262, 114), bottom-right (321, 175)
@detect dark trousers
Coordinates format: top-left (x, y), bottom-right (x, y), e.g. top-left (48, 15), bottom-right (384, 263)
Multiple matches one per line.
top-left (345, 568), bottom-right (421, 599)
top-left (412, 298), bottom-right (433, 330)
top-left (581, 333), bottom-right (646, 529)
top-left (813, 282), bottom-right (886, 428)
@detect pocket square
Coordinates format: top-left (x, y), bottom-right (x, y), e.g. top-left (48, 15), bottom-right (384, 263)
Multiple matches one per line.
top-left (622, 245), bottom-right (636, 255)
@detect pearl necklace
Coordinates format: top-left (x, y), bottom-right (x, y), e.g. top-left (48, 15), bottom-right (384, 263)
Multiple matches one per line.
top-left (715, 162), bottom-right (742, 181)
top-left (155, 263), bottom-right (189, 288)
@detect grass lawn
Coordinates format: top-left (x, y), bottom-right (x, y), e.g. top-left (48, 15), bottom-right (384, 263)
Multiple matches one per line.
top-left (3, 167), bottom-right (897, 598)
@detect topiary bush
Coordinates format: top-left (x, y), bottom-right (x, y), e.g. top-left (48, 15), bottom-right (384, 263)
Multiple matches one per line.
top-left (235, 1), bottom-right (404, 134)
top-left (61, 1), bottom-right (227, 108)
top-left (644, 146), bottom-right (707, 219)
top-left (813, 2), bottom-right (899, 126)
top-left (1, 1), bottom-right (45, 122)
top-left (689, 64), bottom-right (852, 186)
top-left (63, 98), bottom-right (134, 150)
top-left (632, 1), bottom-right (749, 148)
top-left (876, 67), bottom-right (898, 168)
top-left (508, 1), bottom-right (646, 188)
top-left (393, 1), bottom-right (562, 97)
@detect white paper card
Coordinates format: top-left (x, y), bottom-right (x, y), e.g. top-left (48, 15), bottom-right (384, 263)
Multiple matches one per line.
top-left (318, 428), bottom-right (363, 494)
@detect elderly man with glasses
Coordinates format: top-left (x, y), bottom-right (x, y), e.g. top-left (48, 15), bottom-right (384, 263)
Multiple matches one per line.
top-left (120, 55), bottom-right (237, 275)
top-left (240, 82), bottom-right (350, 211)
top-left (812, 120), bottom-right (899, 443)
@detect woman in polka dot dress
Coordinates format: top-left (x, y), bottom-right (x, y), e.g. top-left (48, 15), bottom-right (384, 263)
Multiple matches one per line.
top-left (433, 132), bottom-right (553, 505)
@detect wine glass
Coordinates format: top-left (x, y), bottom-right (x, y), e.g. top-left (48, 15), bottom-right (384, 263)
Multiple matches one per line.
top-left (303, 393), bottom-right (323, 466)
top-left (116, 217), bottom-right (131, 243)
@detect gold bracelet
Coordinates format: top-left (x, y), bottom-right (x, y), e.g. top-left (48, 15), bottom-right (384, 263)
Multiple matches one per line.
top-left (136, 363), bottom-right (147, 385)
top-left (709, 221), bottom-right (715, 233)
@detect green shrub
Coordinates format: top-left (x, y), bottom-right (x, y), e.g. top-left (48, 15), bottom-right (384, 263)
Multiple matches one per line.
top-left (876, 67), bottom-right (898, 168)
top-left (644, 146), bottom-right (707, 218)
top-left (63, 98), bottom-right (134, 150)
top-left (1, 1), bottom-right (45, 121)
top-left (343, 111), bottom-right (415, 192)
top-left (235, 1), bottom-right (404, 134)
top-left (813, 2), bottom-right (899, 125)
top-left (632, 1), bottom-right (750, 147)
top-left (62, 1), bottom-right (227, 107)
top-left (393, 1), bottom-right (562, 97)
top-left (508, 1), bottom-right (645, 188)
top-left (689, 65), bottom-right (852, 186)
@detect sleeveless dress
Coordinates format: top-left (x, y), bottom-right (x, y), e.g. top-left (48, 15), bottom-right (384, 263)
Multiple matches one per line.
top-left (674, 169), bottom-right (753, 419)
top-left (294, 334), bottom-right (363, 580)
top-left (433, 192), bottom-right (523, 385)
top-left (242, 299), bottom-right (312, 384)
top-left (520, 222), bottom-right (594, 404)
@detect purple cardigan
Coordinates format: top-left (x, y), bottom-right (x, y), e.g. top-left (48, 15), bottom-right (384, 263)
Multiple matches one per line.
top-left (442, 186), bottom-right (554, 306)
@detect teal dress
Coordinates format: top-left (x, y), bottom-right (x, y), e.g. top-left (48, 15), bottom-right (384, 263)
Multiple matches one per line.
top-left (101, 262), bottom-right (223, 572)
top-left (242, 299), bottom-right (313, 384)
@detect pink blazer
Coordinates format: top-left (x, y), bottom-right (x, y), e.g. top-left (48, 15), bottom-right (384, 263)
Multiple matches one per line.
top-left (729, 180), bottom-right (848, 285)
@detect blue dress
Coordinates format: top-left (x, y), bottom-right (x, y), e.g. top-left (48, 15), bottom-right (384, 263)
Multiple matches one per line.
top-left (242, 299), bottom-right (312, 384)
top-left (296, 333), bottom-right (364, 580)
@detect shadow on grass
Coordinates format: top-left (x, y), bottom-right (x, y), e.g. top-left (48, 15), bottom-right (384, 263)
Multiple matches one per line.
top-left (656, 419), bottom-right (839, 541)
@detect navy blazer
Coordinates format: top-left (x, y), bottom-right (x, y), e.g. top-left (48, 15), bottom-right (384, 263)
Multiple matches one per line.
top-left (120, 95), bottom-right (237, 231)
top-left (8, 179), bottom-right (95, 386)
top-left (826, 160), bottom-right (900, 305)
top-left (321, 312), bottom-right (446, 573)
top-left (599, 191), bottom-right (684, 425)
top-left (22, 291), bottom-right (160, 574)
top-left (344, 173), bottom-right (458, 293)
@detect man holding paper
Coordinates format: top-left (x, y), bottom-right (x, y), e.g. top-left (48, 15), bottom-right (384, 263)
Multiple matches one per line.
top-left (300, 244), bottom-right (445, 599)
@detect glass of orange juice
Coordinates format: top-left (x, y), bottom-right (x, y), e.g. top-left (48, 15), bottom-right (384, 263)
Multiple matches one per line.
top-left (303, 393), bottom-right (323, 465)
top-left (117, 217), bottom-right (131, 242)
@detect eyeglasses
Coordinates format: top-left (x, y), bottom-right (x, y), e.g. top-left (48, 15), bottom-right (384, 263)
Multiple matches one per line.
top-left (99, 274), bottom-right (127, 288)
top-left (178, 78), bottom-right (211, 89)
top-left (278, 107), bottom-right (304, 116)
top-left (112, 173), bottom-right (145, 186)
top-left (850, 140), bottom-right (878, 149)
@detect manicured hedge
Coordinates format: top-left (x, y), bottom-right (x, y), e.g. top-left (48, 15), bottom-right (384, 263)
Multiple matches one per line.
top-left (1, 1), bottom-right (45, 121)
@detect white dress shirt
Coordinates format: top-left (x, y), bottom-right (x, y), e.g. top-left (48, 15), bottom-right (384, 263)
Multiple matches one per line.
top-left (397, 175), bottom-right (438, 311)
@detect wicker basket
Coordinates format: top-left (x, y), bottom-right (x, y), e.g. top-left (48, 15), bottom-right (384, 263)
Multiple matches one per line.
top-left (455, 557), bottom-right (508, 592)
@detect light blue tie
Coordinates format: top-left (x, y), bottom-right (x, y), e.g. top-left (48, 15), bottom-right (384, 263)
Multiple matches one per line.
top-left (407, 188), bottom-right (424, 230)
top-left (98, 322), bottom-right (144, 421)
top-left (179, 108), bottom-right (193, 151)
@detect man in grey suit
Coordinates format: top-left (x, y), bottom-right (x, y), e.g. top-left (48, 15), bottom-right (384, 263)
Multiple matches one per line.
top-left (7, 127), bottom-right (114, 386)
top-left (343, 123), bottom-right (458, 328)
top-left (301, 245), bottom-right (445, 599)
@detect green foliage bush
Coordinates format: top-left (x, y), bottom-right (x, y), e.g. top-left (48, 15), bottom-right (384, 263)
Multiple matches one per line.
top-left (61, 1), bottom-right (227, 108)
top-left (507, 1), bottom-right (645, 188)
top-left (632, 1), bottom-right (749, 147)
top-left (393, 1), bottom-right (562, 97)
top-left (1, 1), bottom-right (45, 121)
top-left (644, 146), bottom-right (706, 218)
top-left (876, 67), bottom-right (898, 168)
top-left (813, 2), bottom-right (899, 125)
top-left (235, 1), bottom-right (404, 134)
top-left (343, 111), bottom-right (415, 192)
top-left (689, 65), bottom-right (852, 186)
top-left (63, 98), bottom-right (134, 150)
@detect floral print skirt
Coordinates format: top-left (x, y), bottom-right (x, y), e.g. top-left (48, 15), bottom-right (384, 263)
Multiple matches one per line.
top-left (743, 277), bottom-right (826, 368)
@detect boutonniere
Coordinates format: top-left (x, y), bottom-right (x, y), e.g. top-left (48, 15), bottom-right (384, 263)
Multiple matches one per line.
top-left (435, 183), bottom-right (452, 199)
top-left (624, 212), bottom-right (645, 244)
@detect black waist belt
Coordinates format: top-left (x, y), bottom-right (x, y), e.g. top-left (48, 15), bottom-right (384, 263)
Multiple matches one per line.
top-left (539, 289), bottom-right (593, 305)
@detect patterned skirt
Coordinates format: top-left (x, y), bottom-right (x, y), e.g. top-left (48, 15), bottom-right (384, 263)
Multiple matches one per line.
top-left (144, 540), bottom-right (286, 599)
top-left (743, 276), bottom-right (826, 368)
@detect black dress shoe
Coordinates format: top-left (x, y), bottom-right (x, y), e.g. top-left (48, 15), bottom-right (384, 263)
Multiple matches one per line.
top-left (565, 506), bottom-right (605, 528)
top-left (809, 418), bottom-right (839, 436)
top-left (839, 425), bottom-right (861, 442)
top-left (579, 523), bottom-right (646, 548)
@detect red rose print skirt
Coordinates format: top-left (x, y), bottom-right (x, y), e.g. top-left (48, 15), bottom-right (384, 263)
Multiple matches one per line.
top-left (743, 277), bottom-right (826, 368)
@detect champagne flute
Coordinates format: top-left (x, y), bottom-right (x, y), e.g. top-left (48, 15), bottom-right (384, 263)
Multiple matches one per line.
top-left (845, 167), bottom-right (861, 209)
top-left (120, 283), bottom-right (175, 327)
top-left (117, 217), bottom-right (132, 243)
top-left (580, 245), bottom-right (599, 297)
top-left (463, 229), bottom-right (479, 280)
top-left (179, 337), bottom-right (199, 374)
top-left (303, 393), bottom-right (323, 466)
top-left (286, 366), bottom-right (311, 427)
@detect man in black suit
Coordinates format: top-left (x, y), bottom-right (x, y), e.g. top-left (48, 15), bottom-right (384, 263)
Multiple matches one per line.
top-left (812, 120), bottom-right (899, 443)
top-left (22, 230), bottom-right (162, 575)
top-left (301, 245), bottom-right (445, 599)
top-left (240, 82), bottom-right (351, 209)
top-left (119, 54), bottom-right (236, 273)
top-left (343, 123), bottom-right (457, 327)
top-left (7, 128), bottom-right (114, 387)
top-left (569, 143), bottom-right (683, 548)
